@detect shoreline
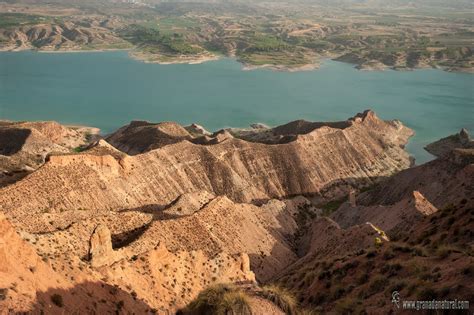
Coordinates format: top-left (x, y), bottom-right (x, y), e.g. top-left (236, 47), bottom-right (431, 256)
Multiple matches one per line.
top-left (1, 47), bottom-right (472, 74)
top-left (241, 62), bottom-right (320, 72)
top-left (129, 50), bottom-right (221, 65)
top-left (38, 48), bottom-right (131, 54)
top-left (337, 59), bottom-right (474, 74)
top-left (0, 46), bottom-right (131, 53)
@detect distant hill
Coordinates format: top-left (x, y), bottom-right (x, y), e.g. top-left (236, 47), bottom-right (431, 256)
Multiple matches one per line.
top-left (5, 0), bottom-right (473, 9)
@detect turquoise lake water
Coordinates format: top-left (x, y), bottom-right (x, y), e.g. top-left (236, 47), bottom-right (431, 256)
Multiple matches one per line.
top-left (0, 50), bottom-right (472, 164)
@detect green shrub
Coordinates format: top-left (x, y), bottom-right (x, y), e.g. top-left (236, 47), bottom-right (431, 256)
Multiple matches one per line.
top-left (436, 245), bottom-right (454, 259)
top-left (391, 244), bottom-right (411, 253)
top-left (318, 270), bottom-right (332, 280)
top-left (334, 298), bottom-right (364, 314)
top-left (438, 287), bottom-right (451, 298)
top-left (411, 246), bottom-right (426, 257)
top-left (382, 249), bottom-right (395, 260)
top-left (417, 287), bottom-right (437, 300)
top-left (374, 237), bottom-right (383, 247)
top-left (366, 250), bottom-right (377, 258)
top-left (320, 198), bottom-right (346, 216)
top-left (381, 263), bottom-right (402, 277)
top-left (331, 285), bottom-right (346, 300)
top-left (246, 35), bottom-right (289, 53)
top-left (51, 294), bottom-right (64, 307)
top-left (357, 273), bottom-right (369, 285)
top-left (116, 300), bottom-right (124, 311)
top-left (462, 266), bottom-right (473, 275)
top-left (446, 217), bottom-right (455, 226)
top-left (302, 271), bottom-right (317, 286)
top-left (389, 280), bottom-right (406, 293)
top-left (367, 276), bottom-right (388, 296)
top-left (0, 288), bottom-right (7, 301)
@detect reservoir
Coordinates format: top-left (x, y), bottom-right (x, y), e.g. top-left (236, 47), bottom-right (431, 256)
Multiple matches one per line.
top-left (0, 50), bottom-right (472, 164)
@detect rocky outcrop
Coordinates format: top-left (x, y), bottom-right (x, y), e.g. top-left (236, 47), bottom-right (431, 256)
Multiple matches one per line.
top-left (0, 213), bottom-right (153, 314)
top-left (0, 121), bottom-right (81, 157)
top-left (352, 148), bottom-right (474, 210)
top-left (220, 117), bottom-right (352, 145)
top-left (425, 128), bottom-right (473, 158)
top-left (0, 111), bottom-right (414, 224)
top-left (106, 121), bottom-right (193, 154)
top-left (356, 60), bottom-right (388, 71)
top-left (161, 190), bottom-right (216, 217)
top-left (102, 243), bottom-right (256, 311)
top-left (124, 196), bottom-right (299, 282)
top-left (184, 123), bottom-right (211, 136)
top-left (277, 142), bottom-right (473, 310)
top-left (0, 212), bottom-right (257, 313)
top-left (32, 195), bottom-right (300, 282)
top-left (329, 146), bottom-right (474, 239)
top-left (89, 224), bottom-right (122, 267)
top-left (331, 190), bottom-right (438, 238)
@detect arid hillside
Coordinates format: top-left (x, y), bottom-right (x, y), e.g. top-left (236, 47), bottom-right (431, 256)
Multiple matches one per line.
top-left (274, 147), bottom-right (473, 313)
top-left (0, 212), bottom-right (154, 314)
top-left (348, 148), bottom-right (474, 211)
top-left (0, 120), bottom-right (98, 187)
top-left (0, 18), bottom-right (130, 51)
top-left (276, 195), bottom-right (474, 313)
top-left (0, 110), bottom-right (413, 228)
top-left (1, 114), bottom-right (472, 314)
top-left (425, 128), bottom-right (473, 158)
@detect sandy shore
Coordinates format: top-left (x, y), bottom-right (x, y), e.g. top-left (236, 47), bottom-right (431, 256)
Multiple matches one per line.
top-left (2, 47), bottom-right (472, 73)
top-left (333, 55), bottom-right (474, 74)
top-left (445, 67), bottom-right (474, 74)
top-left (129, 50), bottom-right (220, 65)
top-left (38, 48), bottom-right (130, 53)
top-left (0, 46), bottom-right (131, 53)
top-left (242, 62), bottom-right (320, 72)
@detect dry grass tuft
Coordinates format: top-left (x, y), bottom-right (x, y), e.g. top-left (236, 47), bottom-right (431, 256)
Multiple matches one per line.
top-left (260, 284), bottom-right (298, 315)
top-left (180, 283), bottom-right (251, 315)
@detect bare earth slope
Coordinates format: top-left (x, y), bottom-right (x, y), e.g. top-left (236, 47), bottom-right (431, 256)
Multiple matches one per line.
top-left (350, 148), bottom-right (474, 210)
top-left (1, 114), bottom-right (472, 314)
top-left (277, 200), bottom-right (474, 314)
top-left (0, 209), bottom-right (258, 313)
top-left (330, 146), bottom-right (473, 239)
top-left (122, 196), bottom-right (300, 282)
top-left (0, 120), bottom-right (98, 187)
top-left (0, 110), bottom-right (413, 229)
top-left (425, 128), bottom-right (473, 158)
top-left (106, 120), bottom-right (193, 154)
top-left (331, 190), bottom-right (438, 238)
top-left (0, 21), bottom-right (129, 52)
top-left (0, 212), bottom-right (154, 314)
top-left (275, 146), bottom-right (474, 313)
top-left (27, 194), bottom-right (301, 283)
